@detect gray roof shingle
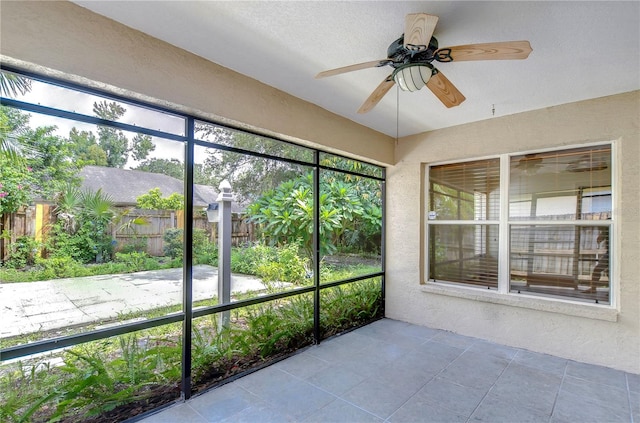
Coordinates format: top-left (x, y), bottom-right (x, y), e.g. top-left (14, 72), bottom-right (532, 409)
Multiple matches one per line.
top-left (79, 166), bottom-right (219, 208)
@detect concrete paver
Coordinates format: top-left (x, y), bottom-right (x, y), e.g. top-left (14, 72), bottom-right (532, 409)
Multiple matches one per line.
top-left (0, 265), bottom-right (270, 339)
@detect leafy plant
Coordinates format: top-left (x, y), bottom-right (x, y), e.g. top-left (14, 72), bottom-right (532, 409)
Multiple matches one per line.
top-left (1, 234), bottom-right (40, 269)
top-left (136, 188), bottom-right (184, 211)
top-left (231, 242), bottom-right (308, 285)
top-left (246, 170), bottom-right (382, 259)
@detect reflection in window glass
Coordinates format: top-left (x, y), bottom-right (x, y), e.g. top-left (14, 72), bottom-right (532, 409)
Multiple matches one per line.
top-left (319, 152), bottom-right (384, 178)
top-left (509, 146), bottom-right (611, 220)
top-left (195, 121), bottom-right (314, 163)
top-left (429, 159), bottom-right (500, 221)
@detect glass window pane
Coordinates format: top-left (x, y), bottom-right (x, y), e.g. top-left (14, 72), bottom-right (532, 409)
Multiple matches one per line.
top-left (194, 144), bottom-right (314, 302)
top-left (1, 70), bottom-right (186, 135)
top-left (0, 323), bottom-right (182, 422)
top-left (319, 152), bottom-right (384, 178)
top-left (195, 121), bottom-right (314, 163)
top-left (191, 294), bottom-right (314, 393)
top-left (319, 170), bottom-right (383, 284)
top-left (510, 224), bottom-right (610, 304)
top-left (320, 278), bottom-right (383, 340)
top-left (429, 159), bottom-right (500, 221)
top-left (509, 146), bottom-right (611, 220)
top-left (0, 108), bottom-right (185, 349)
top-left (428, 224), bottom-right (499, 288)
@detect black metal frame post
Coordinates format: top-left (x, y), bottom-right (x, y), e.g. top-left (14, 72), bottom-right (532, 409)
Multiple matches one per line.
top-left (313, 153), bottom-right (321, 343)
top-left (181, 118), bottom-right (195, 400)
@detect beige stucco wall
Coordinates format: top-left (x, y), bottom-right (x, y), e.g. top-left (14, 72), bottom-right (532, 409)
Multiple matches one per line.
top-left (0, 0), bottom-right (394, 165)
top-left (388, 91), bottom-right (640, 373)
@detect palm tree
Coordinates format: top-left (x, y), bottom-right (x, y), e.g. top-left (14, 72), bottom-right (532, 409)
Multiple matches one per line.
top-left (0, 72), bottom-right (31, 97)
top-left (0, 71), bottom-right (32, 160)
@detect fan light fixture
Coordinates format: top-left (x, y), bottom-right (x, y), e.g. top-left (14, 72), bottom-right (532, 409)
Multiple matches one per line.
top-left (392, 63), bottom-right (433, 91)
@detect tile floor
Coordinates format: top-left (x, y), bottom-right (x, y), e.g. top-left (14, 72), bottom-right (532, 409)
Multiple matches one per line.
top-left (138, 319), bottom-right (639, 423)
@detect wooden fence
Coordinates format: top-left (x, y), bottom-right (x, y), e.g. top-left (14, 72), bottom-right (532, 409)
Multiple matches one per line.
top-left (0, 205), bottom-right (256, 261)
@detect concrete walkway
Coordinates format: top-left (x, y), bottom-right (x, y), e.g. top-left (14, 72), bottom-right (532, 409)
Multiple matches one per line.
top-left (0, 265), bottom-right (269, 339)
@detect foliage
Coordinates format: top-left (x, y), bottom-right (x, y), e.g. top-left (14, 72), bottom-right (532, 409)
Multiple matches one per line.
top-left (0, 255), bottom-right (172, 282)
top-left (0, 234), bottom-right (40, 269)
top-left (320, 278), bottom-right (383, 337)
top-left (133, 158), bottom-right (213, 186)
top-left (117, 236), bottom-right (149, 254)
top-left (0, 72), bottom-right (32, 161)
top-left (230, 242), bottom-right (308, 284)
top-left (63, 100), bottom-right (155, 169)
top-left (67, 127), bottom-right (107, 166)
top-left (0, 71), bottom-right (32, 98)
top-left (162, 228), bottom-right (216, 264)
top-left (0, 156), bottom-right (34, 215)
top-left (195, 124), bottom-right (309, 203)
top-left (136, 188), bottom-right (184, 211)
top-left (134, 158), bottom-right (184, 180)
top-left (20, 124), bottom-right (82, 199)
top-left (247, 170), bottom-right (382, 259)
top-left (113, 251), bottom-right (160, 272)
top-left (47, 185), bottom-right (116, 263)
top-left (162, 228), bottom-right (183, 260)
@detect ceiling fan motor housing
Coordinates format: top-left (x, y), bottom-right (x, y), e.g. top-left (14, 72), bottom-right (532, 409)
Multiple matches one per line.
top-left (387, 35), bottom-right (440, 66)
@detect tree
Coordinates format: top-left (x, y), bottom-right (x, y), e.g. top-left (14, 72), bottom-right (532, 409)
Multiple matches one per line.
top-left (68, 127), bottom-right (107, 166)
top-left (0, 72), bottom-right (31, 97)
top-left (136, 188), bottom-right (184, 210)
top-left (20, 124), bottom-right (81, 198)
top-left (134, 158), bottom-right (213, 186)
top-left (134, 158), bottom-right (184, 180)
top-left (49, 185), bottom-right (117, 263)
top-left (0, 72), bottom-right (34, 162)
top-left (93, 100), bottom-right (155, 168)
top-left (246, 170), bottom-right (382, 259)
top-left (0, 155), bottom-right (34, 215)
top-left (196, 125), bottom-right (307, 202)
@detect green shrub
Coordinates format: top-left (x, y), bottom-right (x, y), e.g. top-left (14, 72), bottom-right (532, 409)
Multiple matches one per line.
top-left (193, 229), bottom-right (217, 264)
top-left (1, 235), bottom-right (40, 269)
top-left (118, 236), bottom-right (148, 254)
top-left (36, 256), bottom-right (88, 279)
top-left (162, 228), bottom-right (183, 260)
top-left (231, 242), bottom-right (307, 284)
top-left (114, 251), bottom-right (157, 272)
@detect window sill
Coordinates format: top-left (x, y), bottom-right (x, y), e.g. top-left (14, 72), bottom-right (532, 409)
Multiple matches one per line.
top-left (420, 282), bottom-right (618, 322)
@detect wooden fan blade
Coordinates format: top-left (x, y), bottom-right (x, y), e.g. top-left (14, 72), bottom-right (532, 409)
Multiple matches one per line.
top-left (315, 60), bottom-right (389, 78)
top-left (435, 41), bottom-right (532, 62)
top-left (426, 70), bottom-right (466, 108)
top-left (404, 13), bottom-right (439, 53)
top-left (357, 76), bottom-right (395, 114)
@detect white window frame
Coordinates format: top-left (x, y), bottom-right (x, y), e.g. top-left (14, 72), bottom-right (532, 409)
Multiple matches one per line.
top-left (424, 141), bottom-right (616, 311)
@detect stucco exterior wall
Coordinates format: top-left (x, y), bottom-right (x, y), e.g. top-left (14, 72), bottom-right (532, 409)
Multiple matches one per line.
top-left (388, 91), bottom-right (640, 373)
top-left (0, 0), bottom-right (394, 165)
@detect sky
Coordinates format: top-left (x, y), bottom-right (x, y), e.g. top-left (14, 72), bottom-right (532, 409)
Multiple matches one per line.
top-left (10, 75), bottom-right (190, 168)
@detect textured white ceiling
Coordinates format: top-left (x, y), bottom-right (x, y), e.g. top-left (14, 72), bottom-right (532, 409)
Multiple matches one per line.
top-left (73, 1), bottom-right (640, 138)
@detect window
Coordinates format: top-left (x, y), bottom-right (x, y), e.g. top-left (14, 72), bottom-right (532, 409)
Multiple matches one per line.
top-left (427, 145), bottom-right (612, 304)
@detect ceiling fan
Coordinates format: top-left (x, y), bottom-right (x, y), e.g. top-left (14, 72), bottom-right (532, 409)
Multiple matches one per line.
top-left (316, 13), bottom-right (532, 113)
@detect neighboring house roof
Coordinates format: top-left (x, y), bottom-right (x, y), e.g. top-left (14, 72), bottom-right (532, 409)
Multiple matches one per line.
top-left (79, 166), bottom-right (241, 211)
